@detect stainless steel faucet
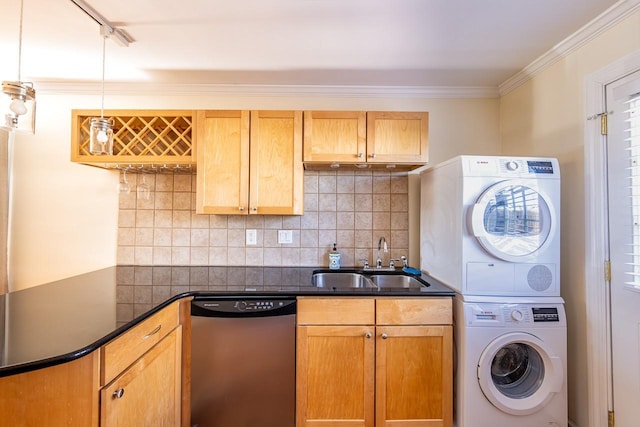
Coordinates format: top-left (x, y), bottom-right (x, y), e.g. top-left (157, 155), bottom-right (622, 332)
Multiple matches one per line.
top-left (376, 236), bottom-right (388, 268)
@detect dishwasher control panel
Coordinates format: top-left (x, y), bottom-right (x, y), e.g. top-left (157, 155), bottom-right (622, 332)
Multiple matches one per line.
top-left (192, 298), bottom-right (296, 317)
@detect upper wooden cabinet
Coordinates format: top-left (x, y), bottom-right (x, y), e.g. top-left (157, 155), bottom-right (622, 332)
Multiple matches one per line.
top-left (196, 110), bottom-right (303, 215)
top-left (71, 110), bottom-right (196, 170)
top-left (303, 111), bottom-right (428, 170)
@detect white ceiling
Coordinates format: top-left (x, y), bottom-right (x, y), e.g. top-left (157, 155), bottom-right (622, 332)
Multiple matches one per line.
top-left (0, 0), bottom-right (627, 90)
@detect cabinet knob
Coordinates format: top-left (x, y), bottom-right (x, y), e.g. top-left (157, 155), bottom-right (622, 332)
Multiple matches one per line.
top-left (358, 152), bottom-right (364, 159)
top-left (370, 153), bottom-right (377, 159)
top-left (365, 332), bottom-right (372, 339)
top-left (238, 207), bottom-right (245, 211)
top-left (112, 388), bottom-right (125, 399)
top-left (381, 333), bottom-right (388, 339)
top-left (251, 207), bottom-right (257, 212)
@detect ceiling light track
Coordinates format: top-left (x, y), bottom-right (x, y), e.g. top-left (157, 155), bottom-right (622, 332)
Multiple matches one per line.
top-left (69, 0), bottom-right (134, 47)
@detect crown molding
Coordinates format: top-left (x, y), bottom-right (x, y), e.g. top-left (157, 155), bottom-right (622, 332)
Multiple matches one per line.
top-left (33, 81), bottom-right (499, 99)
top-left (499, 0), bottom-right (640, 96)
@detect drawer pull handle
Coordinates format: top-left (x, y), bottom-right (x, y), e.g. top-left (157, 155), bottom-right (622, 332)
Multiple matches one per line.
top-left (112, 388), bottom-right (125, 399)
top-left (143, 325), bottom-right (161, 339)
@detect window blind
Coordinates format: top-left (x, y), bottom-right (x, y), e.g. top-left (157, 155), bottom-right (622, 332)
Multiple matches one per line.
top-left (625, 92), bottom-right (640, 287)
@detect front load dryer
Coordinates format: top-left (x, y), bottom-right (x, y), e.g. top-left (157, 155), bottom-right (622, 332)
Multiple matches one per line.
top-left (420, 155), bottom-right (561, 297)
top-left (453, 295), bottom-right (567, 427)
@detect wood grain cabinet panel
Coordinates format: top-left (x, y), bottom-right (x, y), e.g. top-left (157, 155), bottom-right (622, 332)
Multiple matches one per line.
top-left (303, 111), bottom-right (367, 163)
top-left (367, 111), bottom-right (429, 164)
top-left (196, 110), bottom-right (303, 215)
top-left (296, 297), bottom-right (452, 427)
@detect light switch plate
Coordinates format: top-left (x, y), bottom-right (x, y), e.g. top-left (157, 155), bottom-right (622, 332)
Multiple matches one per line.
top-left (278, 230), bottom-right (293, 244)
top-left (246, 229), bottom-right (257, 245)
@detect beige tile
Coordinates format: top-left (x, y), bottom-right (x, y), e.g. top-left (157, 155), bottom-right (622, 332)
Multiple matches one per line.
top-left (336, 175), bottom-right (355, 193)
top-left (135, 228), bottom-right (154, 246)
top-left (228, 228), bottom-right (246, 247)
top-left (373, 174), bottom-right (390, 193)
top-left (155, 174), bottom-right (174, 191)
top-left (209, 229), bottom-right (228, 247)
top-left (281, 247), bottom-right (301, 266)
top-left (336, 230), bottom-right (355, 248)
top-left (354, 174), bottom-right (372, 193)
top-left (337, 212), bottom-right (355, 229)
top-left (391, 212), bottom-right (409, 230)
top-left (118, 210), bottom-right (136, 227)
top-left (173, 192), bottom-right (191, 210)
top-left (228, 216), bottom-right (246, 229)
top-left (136, 192), bottom-right (155, 210)
top-left (210, 215), bottom-right (228, 229)
top-left (117, 246), bottom-right (135, 264)
top-left (300, 248), bottom-right (319, 266)
top-left (354, 248), bottom-right (371, 267)
top-left (246, 247), bottom-right (264, 266)
top-left (189, 247), bottom-right (209, 265)
top-left (119, 191), bottom-right (136, 209)
top-left (118, 228), bottom-right (135, 246)
top-left (172, 229), bottom-right (191, 246)
top-left (153, 247), bottom-right (172, 265)
top-left (191, 213), bottom-right (210, 228)
top-left (172, 210), bottom-right (191, 228)
top-left (300, 229), bottom-right (319, 248)
top-left (246, 215), bottom-right (265, 229)
top-left (264, 216), bottom-right (283, 229)
top-left (227, 247), bottom-right (246, 265)
top-left (339, 248), bottom-right (356, 268)
top-left (355, 212), bottom-right (373, 229)
top-left (354, 194), bottom-right (372, 211)
top-left (373, 212), bottom-right (390, 230)
top-left (263, 248), bottom-right (283, 266)
top-left (318, 229), bottom-right (337, 249)
top-left (209, 247), bottom-right (228, 265)
top-left (155, 192), bottom-right (173, 209)
top-left (263, 229), bottom-right (279, 248)
top-left (134, 247), bottom-right (153, 265)
top-left (154, 228), bottom-right (172, 246)
top-left (318, 194), bottom-right (336, 211)
top-left (301, 211), bottom-right (318, 229)
top-left (390, 194), bottom-right (408, 212)
top-left (337, 194), bottom-right (355, 211)
top-left (171, 247), bottom-right (190, 264)
top-left (318, 175), bottom-right (337, 193)
top-left (318, 212), bottom-right (337, 229)
top-left (174, 175), bottom-right (192, 192)
top-left (191, 229), bottom-right (209, 247)
top-left (391, 230), bottom-right (409, 250)
top-left (304, 174), bottom-right (318, 194)
top-left (390, 174), bottom-right (408, 193)
top-left (355, 229), bottom-right (372, 248)
top-left (283, 216), bottom-right (301, 229)
top-left (304, 193), bottom-right (319, 211)
top-left (135, 210), bottom-right (154, 228)
top-left (154, 210), bottom-right (173, 228)
top-left (372, 194), bottom-right (391, 211)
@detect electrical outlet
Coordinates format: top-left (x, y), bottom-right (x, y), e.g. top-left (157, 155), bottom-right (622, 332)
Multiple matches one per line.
top-left (246, 229), bottom-right (257, 245)
top-left (278, 230), bottom-right (293, 244)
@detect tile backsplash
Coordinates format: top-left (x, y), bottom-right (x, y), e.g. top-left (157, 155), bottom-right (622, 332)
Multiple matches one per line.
top-left (117, 170), bottom-right (409, 268)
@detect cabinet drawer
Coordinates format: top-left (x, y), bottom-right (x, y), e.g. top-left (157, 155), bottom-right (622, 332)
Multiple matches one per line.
top-left (376, 298), bottom-right (452, 325)
top-left (101, 302), bottom-right (179, 385)
top-left (297, 298), bottom-right (375, 325)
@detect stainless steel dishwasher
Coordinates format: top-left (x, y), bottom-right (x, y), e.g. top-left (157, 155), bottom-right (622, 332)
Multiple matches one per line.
top-left (190, 297), bottom-right (296, 427)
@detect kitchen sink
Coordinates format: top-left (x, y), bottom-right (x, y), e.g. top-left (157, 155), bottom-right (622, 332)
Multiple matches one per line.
top-left (311, 272), bottom-right (376, 289)
top-left (368, 274), bottom-right (426, 289)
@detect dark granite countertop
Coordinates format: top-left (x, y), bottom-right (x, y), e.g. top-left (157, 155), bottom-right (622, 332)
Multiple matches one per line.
top-left (0, 265), bottom-right (453, 377)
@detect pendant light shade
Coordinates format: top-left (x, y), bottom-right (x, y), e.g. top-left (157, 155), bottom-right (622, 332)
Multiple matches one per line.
top-left (89, 33), bottom-right (113, 155)
top-left (1, 0), bottom-right (36, 133)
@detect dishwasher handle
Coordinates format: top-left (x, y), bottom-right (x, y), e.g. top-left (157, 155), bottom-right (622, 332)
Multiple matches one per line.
top-left (191, 298), bottom-right (296, 318)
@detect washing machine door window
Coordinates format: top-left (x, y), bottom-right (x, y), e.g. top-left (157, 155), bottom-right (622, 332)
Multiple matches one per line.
top-left (471, 181), bottom-right (553, 262)
top-left (478, 332), bottom-right (563, 416)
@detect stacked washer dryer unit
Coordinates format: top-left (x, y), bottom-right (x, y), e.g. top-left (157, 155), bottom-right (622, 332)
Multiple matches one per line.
top-left (420, 155), bottom-right (567, 427)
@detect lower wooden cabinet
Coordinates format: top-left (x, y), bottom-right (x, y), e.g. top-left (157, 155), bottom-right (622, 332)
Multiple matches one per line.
top-left (100, 327), bottom-right (182, 426)
top-left (296, 297), bottom-right (453, 427)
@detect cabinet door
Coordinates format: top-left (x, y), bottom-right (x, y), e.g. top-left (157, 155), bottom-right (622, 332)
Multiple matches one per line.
top-left (366, 112), bottom-right (428, 164)
top-left (375, 325), bottom-right (452, 427)
top-left (297, 325), bottom-right (375, 427)
top-left (250, 110), bottom-right (303, 215)
top-left (303, 111), bottom-right (367, 163)
top-left (196, 110), bottom-right (250, 214)
top-left (101, 327), bottom-right (182, 427)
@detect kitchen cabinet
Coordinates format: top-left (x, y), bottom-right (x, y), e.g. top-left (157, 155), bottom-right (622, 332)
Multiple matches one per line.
top-left (303, 111), bottom-right (428, 170)
top-left (296, 297), bottom-right (452, 427)
top-left (71, 109), bottom-right (196, 170)
top-left (0, 352), bottom-right (100, 426)
top-left (196, 110), bottom-right (304, 215)
top-left (99, 301), bottom-right (183, 426)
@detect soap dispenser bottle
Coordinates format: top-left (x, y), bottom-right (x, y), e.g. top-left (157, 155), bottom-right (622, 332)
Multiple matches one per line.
top-left (329, 243), bottom-right (341, 270)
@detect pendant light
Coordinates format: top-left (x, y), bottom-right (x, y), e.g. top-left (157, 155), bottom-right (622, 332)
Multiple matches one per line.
top-left (2, 0), bottom-right (36, 133)
top-left (89, 29), bottom-right (114, 155)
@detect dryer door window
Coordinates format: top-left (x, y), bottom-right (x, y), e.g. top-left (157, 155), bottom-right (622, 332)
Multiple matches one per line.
top-left (471, 181), bottom-right (553, 261)
top-left (478, 332), bottom-right (563, 416)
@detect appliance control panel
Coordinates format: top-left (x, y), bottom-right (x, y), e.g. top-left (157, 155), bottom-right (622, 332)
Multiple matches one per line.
top-left (192, 298), bottom-right (296, 316)
top-left (495, 158), bottom-right (557, 176)
top-left (465, 302), bottom-right (566, 327)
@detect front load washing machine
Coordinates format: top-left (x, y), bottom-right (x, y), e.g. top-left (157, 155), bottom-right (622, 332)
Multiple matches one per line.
top-left (420, 155), bottom-right (561, 296)
top-left (453, 295), bottom-right (567, 427)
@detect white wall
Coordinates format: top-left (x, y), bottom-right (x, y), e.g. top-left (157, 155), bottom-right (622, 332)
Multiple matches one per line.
top-left (9, 91), bottom-right (500, 290)
top-left (499, 9), bottom-right (640, 427)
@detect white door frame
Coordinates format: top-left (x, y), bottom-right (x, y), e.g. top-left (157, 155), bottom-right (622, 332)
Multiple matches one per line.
top-left (584, 49), bottom-right (640, 427)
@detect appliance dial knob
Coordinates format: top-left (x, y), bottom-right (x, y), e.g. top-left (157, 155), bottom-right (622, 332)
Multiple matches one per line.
top-left (510, 309), bottom-right (524, 321)
top-left (506, 161), bottom-right (519, 171)
top-left (236, 301), bottom-right (248, 311)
